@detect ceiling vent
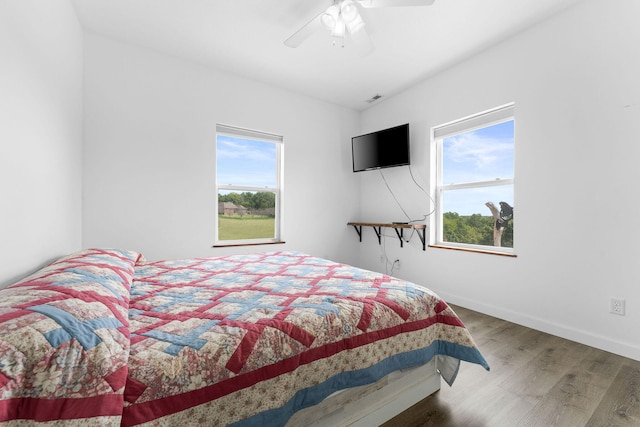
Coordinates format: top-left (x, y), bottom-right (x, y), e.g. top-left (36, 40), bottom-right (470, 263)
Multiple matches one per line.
top-left (366, 94), bottom-right (383, 103)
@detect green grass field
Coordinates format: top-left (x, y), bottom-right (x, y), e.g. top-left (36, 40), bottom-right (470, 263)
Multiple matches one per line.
top-left (218, 215), bottom-right (275, 240)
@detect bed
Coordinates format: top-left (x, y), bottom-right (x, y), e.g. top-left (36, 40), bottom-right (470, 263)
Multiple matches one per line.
top-left (0, 248), bottom-right (489, 426)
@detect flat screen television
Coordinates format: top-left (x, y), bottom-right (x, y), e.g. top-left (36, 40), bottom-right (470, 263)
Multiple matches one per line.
top-left (352, 123), bottom-right (410, 172)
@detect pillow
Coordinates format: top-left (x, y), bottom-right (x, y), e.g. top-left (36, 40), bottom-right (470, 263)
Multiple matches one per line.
top-left (0, 248), bottom-right (140, 425)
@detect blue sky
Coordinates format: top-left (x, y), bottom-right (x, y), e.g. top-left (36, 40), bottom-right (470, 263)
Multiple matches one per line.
top-left (442, 120), bottom-right (514, 216)
top-left (216, 135), bottom-right (277, 188)
top-left (216, 122), bottom-right (513, 216)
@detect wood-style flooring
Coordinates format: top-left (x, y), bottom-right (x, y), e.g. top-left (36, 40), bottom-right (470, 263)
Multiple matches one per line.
top-left (383, 304), bottom-right (640, 427)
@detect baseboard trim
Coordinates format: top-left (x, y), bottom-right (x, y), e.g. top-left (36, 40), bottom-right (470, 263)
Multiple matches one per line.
top-left (441, 292), bottom-right (640, 362)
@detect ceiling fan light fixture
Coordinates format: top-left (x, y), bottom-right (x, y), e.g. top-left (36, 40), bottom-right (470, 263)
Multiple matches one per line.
top-left (332, 20), bottom-right (346, 38)
top-left (346, 14), bottom-right (365, 33)
top-left (290, 0), bottom-right (423, 51)
top-left (321, 5), bottom-right (340, 30)
top-left (340, 0), bottom-right (359, 23)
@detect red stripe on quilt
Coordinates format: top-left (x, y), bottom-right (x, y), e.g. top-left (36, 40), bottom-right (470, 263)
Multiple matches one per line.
top-left (130, 335), bottom-right (147, 345)
top-left (225, 318), bottom-right (316, 374)
top-left (356, 299), bottom-right (375, 331)
top-left (258, 318), bottom-right (316, 348)
top-left (434, 299), bottom-right (449, 313)
top-left (374, 289), bottom-right (412, 320)
top-left (226, 327), bottom-right (264, 374)
top-left (121, 313), bottom-right (464, 426)
top-left (104, 365), bottom-right (129, 392)
top-left (0, 395), bottom-right (123, 422)
top-left (124, 376), bottom-right (148, 403)
top-left (14, 287), bottom-right (129, 326)
top-left (0, 309), bottom-right (32, 324)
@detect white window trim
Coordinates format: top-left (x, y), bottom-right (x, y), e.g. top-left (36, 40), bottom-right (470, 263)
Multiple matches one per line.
top-left (430, 103), bottom-right (515, 255)
top-left (214, 124), bottom-right (284, 246)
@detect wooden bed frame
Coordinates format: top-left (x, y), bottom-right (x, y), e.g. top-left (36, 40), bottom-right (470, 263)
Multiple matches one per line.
top-left (287, 359), bottom-right (440, 426)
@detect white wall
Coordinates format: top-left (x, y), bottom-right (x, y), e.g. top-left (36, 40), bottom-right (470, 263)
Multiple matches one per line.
top-left (82, 34), bottom-right (361, 264)
top-left (0, 0), bottom-right (83, 287)
top-left (356, 0), bottom-right (640, 360)
top-left (5, 0), bottom-right (637, 361)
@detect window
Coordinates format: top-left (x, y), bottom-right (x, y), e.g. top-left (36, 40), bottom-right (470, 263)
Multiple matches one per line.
top-left (432, 104), bottom-right (515, 253)
top-left (215, 124), bottom-right (283, 246)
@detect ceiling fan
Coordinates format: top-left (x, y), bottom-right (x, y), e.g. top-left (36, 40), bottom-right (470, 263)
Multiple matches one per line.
top-left (284, 0), bottom-right (436, 54)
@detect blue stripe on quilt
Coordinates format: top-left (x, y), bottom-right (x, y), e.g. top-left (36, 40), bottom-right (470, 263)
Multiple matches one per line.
top-left (52, 268), bottom-right (125, 300)
top-left (231, 340), bottom-right (489, 427)
top-left (28, 305), bottom-right (123, 350)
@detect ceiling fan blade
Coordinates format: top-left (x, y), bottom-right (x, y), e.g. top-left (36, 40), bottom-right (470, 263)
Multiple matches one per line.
top-left (351, 27), bottom-right (374, 57)
top-left (284, 12), bottom-right (324, 48)
top-left (357, 0), bottom-right (435, 8)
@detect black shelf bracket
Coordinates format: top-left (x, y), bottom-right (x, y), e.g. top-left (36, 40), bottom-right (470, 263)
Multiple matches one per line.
top-left (373, 226), bottom-right (382, 244)
top-left (416, 228), bottom-right (426, 251)
top-left (394, 228), bottom-right (405, 248)
top-left (347, 222), bottom-right (426, 251)
top-left (351, 224), bottom-right (362, 242)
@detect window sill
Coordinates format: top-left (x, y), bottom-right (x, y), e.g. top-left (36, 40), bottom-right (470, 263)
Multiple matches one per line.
top-left (212, 241), bottom-right (286, 248)
top-left (429, 244), bottom-right (517, 257)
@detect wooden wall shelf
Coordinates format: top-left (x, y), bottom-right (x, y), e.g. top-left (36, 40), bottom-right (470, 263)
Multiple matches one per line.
top-left (347, 222), bottom-right (426, 251)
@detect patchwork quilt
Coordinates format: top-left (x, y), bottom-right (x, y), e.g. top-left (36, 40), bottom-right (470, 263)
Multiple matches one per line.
top-left (0, 250), bottom-right (489, 426)
top-left (0, 248), bottom-right (140, 426)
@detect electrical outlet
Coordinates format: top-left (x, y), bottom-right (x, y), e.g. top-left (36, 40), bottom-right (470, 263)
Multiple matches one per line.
top-left (610, 298), bottom-right (625, 316)
top-left (393, 259), bottom-right (400, 270)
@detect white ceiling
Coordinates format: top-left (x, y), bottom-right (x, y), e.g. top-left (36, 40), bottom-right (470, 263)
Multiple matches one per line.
top-left (71, 0), bottom-right (586, 111)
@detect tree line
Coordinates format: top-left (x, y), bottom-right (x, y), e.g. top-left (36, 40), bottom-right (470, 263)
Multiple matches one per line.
top-left (218, 192), bottom-right (275, 210)
top-left (219, 193), bottom-right (512, 246)
top-left (444, 212), bottom-right (514, 248)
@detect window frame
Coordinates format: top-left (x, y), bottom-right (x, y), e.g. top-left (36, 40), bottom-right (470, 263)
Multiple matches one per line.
top-left (430, 103), bottom-right (515, 255)
top-left (214, 124), bottom-right (284, 247)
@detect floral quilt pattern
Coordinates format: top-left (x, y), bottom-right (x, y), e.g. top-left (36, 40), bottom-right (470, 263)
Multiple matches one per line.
top-left (123, 251), bottom-right (489, 426)
top-left (0, 248), bottom-right (140, 426)
top-left (0, 250), bottom-right (488, 426)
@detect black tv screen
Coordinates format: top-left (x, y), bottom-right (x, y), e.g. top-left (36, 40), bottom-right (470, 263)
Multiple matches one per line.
top-left (352, 123), bottom-right (410, 172)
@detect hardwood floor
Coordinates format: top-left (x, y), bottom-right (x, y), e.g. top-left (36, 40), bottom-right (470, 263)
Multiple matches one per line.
top-left (383, 305), bottom-right (640, 427)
